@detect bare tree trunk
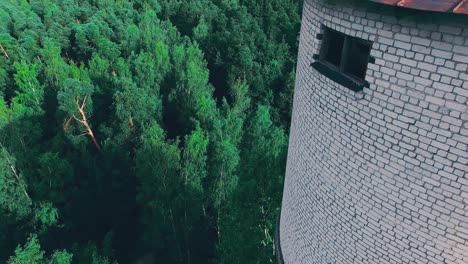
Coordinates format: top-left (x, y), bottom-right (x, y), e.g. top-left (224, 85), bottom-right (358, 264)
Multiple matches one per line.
top-left (71, 95), bottom-right (101, 151)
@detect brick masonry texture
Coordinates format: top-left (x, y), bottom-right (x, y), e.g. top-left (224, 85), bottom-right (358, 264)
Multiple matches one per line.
top-left (280, 0), bottom-right (468, 263)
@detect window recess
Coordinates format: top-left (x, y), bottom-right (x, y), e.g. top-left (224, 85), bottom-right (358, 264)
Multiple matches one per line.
top-left (311, 26), bottom-right (373, 92)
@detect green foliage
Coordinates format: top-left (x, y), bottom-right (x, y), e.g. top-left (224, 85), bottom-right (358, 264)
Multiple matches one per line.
top-left (0, 0), bottom-right (301, 262)
top-left (34, 202), bottom-right (59, 227)
top-left (7, 234), bottom-right (72, 264)
top-left (209, 128), bottom-right (240, 209)
top-left (160, 0), bottom-right (302, 124)
top-left (7, 235), bottom-right (44, 264)
top-left (71, 242), bottom-right (115, 264)
top-left (41, 38), bottom-right (68, 87)
top-left (0, 147), bottom-right (31, 220)
top-left (48, 250), bottom-right (73, 264)
top-left (0, 98), bottom-right (11, 127)
top-left (193, 16), bottom-right (209, 41)
top-left (182, 124), bottom-right (209, 194)
top-left (136, 124), bottom-right (184, 261)
top-left (35, 152), bottom-right (73, 205)
top-left (12, 62), bottom-right (43, 116)
top-left (217, 105), bottom-right (288, 264)
top-left (58, 79), bottom-right (94, 117)
top-left (91, 253), bottom-right (111, 264)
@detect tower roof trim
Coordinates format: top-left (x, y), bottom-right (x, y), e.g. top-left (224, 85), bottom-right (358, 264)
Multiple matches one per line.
top-left (369, 0), bottom-right (468, 14)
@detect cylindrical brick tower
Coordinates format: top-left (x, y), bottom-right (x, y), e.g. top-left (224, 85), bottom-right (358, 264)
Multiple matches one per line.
top-left (279, 0), bottom-right (468, 263)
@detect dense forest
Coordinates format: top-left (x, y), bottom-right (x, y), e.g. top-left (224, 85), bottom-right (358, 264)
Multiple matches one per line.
top-left (0, 0), bottom-right (302, 263)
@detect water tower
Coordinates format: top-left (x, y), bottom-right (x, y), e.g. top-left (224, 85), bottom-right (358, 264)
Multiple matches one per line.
top-left (278, 0), bottom-right (468, 263)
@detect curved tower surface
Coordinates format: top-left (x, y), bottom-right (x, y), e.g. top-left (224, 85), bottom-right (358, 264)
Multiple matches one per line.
top-left (280, 0), bottom-right (468, 263)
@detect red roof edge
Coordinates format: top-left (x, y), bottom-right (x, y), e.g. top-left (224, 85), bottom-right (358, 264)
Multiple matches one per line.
top-left (369, 0), bottom-right (468, 15)
top-left (454, 0), bottom-right (468, 14)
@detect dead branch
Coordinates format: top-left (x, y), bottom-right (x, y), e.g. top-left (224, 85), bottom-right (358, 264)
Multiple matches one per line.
top-left (129, 115), bottom-right (135, 132)
top-left (63, 116), bottom-right (73, 131)
top-left (77, 131), bottom-right (88, 137)
top-left (73, 95), bottom-right (101, 151)
top-left (0, 43), bottom-right (10, 59)
top-left (72, 114), bottom-right (86, 124)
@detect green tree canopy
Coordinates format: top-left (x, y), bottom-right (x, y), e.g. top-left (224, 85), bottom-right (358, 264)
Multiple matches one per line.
top-left (0, 0), bottom-right (301, 262)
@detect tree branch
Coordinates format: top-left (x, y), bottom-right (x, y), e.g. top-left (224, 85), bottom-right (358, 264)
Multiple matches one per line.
top-left (72, 114), bottom-right (86, 124)
top-left (0, 43), bottom-right (10, 59)
top-left (75, 96), bottom-right (101, 151)
top-left (80, 95), bottom-right (87, 110)
top-left (129, 115), bottom-right (135, 132)
top-left (63, 116), bottom-right (73, 131)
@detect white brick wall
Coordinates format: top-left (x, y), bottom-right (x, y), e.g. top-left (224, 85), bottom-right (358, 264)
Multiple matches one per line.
top-left (280, 0), bottom-right (468, 263)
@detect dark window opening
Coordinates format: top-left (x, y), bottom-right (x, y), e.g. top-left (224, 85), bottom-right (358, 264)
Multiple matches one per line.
top-left (344, 40), bottom-right (372, 80)
top-left (314, 26), bottom-right (372, 91)
top-left (324, 30), bottom-right (345, 67)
